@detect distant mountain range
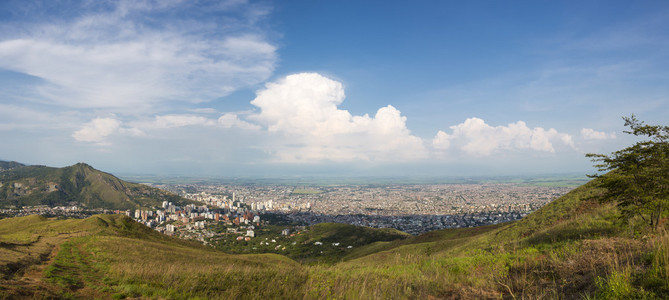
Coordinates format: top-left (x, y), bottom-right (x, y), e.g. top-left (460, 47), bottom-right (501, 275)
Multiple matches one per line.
top-left (0, 161), bottom-right (192, 210)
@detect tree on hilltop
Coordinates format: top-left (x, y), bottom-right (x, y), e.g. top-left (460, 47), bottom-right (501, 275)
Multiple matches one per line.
top-left (587, 115), bottom-right (669, 231)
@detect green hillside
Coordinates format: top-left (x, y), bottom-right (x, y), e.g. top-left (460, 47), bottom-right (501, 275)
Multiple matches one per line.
top-left (300, 178), bottom-right (666, 299)
top-left (0, 162), bottom-right (192, 210)
top-left (0, 160), bottom-right (25, 171)
top-left (239, 222), bottom-right (411, 264)
top-left (0, 214), bottom-right (303, 299)
top-left (1, 175), bottom-right (667, 299)
top-left (304, 222), bottom-right (411, 247)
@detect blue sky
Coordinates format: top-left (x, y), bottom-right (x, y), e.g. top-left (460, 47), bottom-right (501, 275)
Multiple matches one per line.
top-left (0, 0), bottom-right (668, 177)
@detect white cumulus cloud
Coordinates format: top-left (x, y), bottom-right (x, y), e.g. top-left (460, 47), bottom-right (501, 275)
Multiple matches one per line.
top-left (432, 117), bottom-right (575, 156)
top-left (72, 117), bottom-right (121, 145)
top-left (581, 128), bottom-right (616, 140)
top-left (249, 73), bottom-right (426, 162)
top-left (151, 115), bottom-right (217, 129)
top-left (218, 113), bottom-right (261, 130)
top-left (432, 130), bottom-right (453, 150)
top-left (73, 117), bottom-right (144, 145)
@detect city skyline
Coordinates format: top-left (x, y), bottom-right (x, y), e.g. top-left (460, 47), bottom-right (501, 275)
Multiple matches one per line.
top-left (1, 0), bottom-right (668, 176)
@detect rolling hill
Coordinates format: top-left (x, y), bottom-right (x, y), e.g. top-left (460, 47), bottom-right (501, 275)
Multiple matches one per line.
top-left (0, 161), bottom-right (193, 210)
top-left (0, 160), bottom-right (25, 171)
top-left (0, 175), bottom-right (667, 299)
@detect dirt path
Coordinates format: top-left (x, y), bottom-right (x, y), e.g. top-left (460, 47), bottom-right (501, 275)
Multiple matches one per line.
top-left (0, 240), bottom-right (63, 298)
top-left (0, 232), bottom-right (101, 299)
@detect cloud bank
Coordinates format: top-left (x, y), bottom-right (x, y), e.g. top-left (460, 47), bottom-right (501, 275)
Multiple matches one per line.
top-left (0, 0), bottom-right (276, 110)
top-left (70, 72), bottom-right (585, 163)
top-left (73, 112), bottom-right (260, 145)
top-left (432, 118), bottom-right (575, 156)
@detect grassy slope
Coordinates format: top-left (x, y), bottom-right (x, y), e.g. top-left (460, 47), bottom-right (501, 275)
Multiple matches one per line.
top-left (0, 214), bottom-right (305, 299)
top-left (344, 223), bottom-right (506, 261)
top-left (290, 222), bottom-right (412, 264)
top-left (0, 163), bottom-right (192, 209)
top-left (307, 222), bottom-right (411, 242)
top-left (345, 179), bottom-right (614, 261)
top-left (0, 177), bottom-right (667, 299)
top-left (305, 179), bottom-right (667, 299)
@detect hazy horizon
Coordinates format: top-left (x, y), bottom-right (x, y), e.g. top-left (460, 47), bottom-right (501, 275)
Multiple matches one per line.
top-left (2, 157), bottom-right (592, 180)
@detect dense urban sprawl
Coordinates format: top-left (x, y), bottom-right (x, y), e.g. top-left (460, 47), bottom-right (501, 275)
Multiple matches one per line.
top-left (1, 183), bottom-right (574, 242)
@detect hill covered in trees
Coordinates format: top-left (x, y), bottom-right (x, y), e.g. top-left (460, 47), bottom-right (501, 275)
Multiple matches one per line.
top-left (0, 160), bottom-right (25, 171)
top-left (0, 162), bottom-right (192, 210)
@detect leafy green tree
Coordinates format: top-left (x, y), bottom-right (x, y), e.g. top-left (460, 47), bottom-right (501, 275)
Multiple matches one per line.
top-left (587, 115), bottom-right (669, 231)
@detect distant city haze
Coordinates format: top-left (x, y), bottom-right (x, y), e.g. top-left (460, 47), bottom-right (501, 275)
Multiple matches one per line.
top-left (145, 176), bottom-right (585, 234)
